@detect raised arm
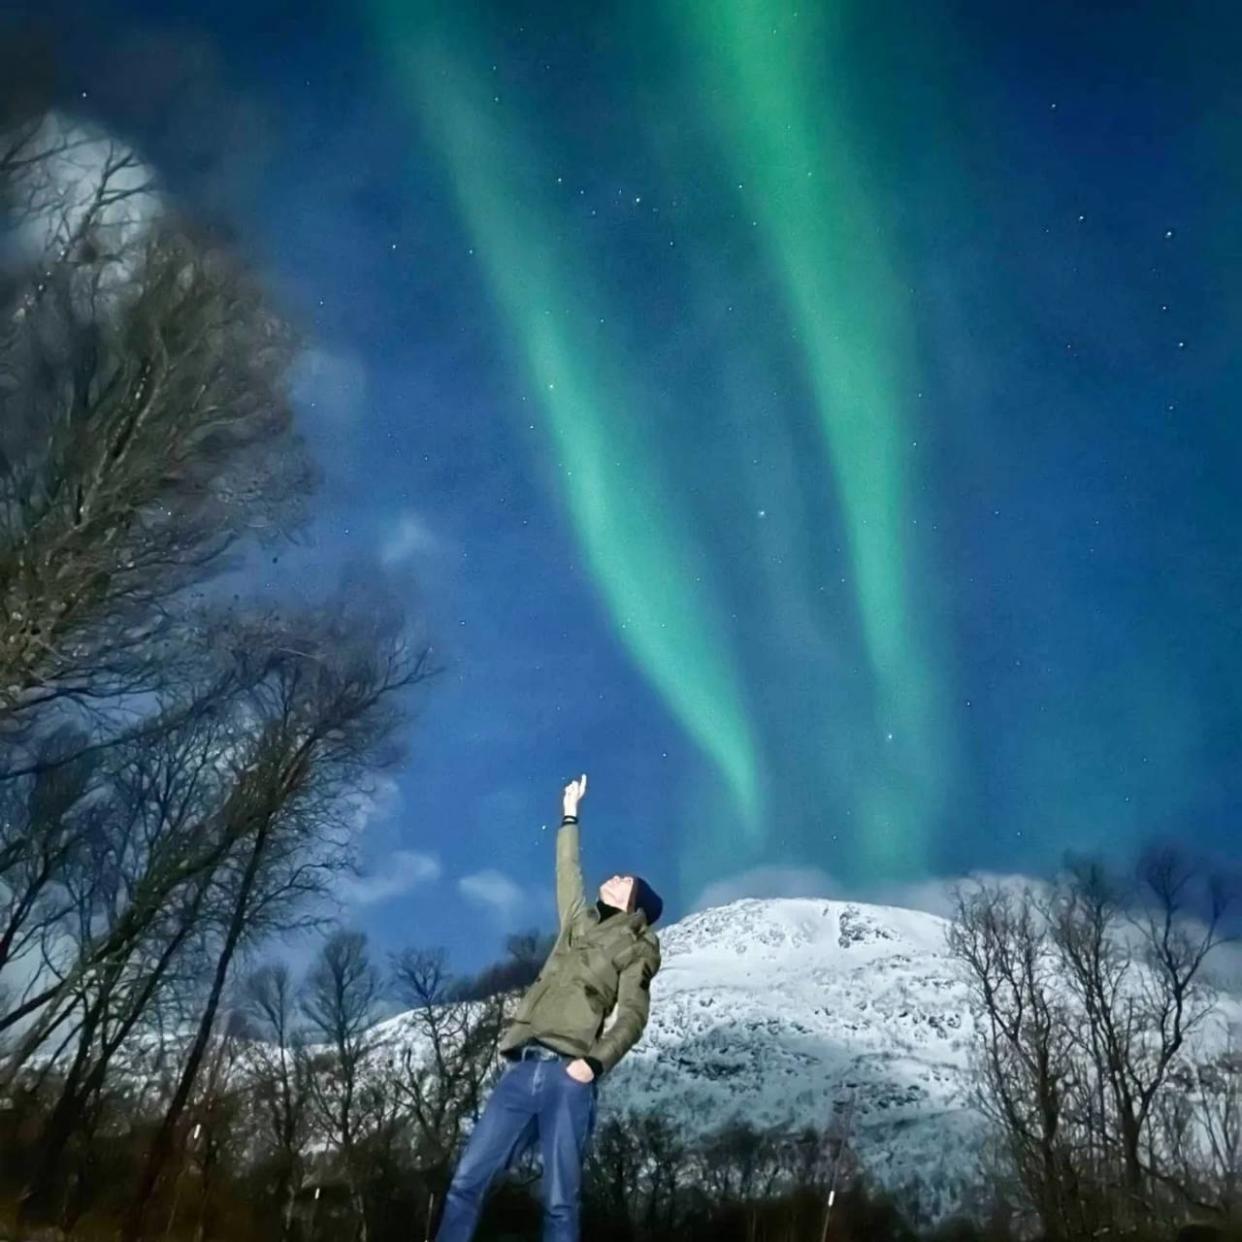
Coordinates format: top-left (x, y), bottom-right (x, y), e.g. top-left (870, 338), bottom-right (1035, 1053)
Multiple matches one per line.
top-left (556, 774), bottom-right (588, 929)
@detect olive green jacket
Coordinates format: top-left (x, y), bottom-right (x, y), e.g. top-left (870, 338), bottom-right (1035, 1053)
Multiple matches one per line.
top-left (497, 819), bottom-right (661, 1075)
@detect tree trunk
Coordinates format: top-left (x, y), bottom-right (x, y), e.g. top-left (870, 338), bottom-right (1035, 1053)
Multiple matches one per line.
top-left (123, 817), bottom-right (271, 1241)
top-left (351, 1182), bottom-right (369, 1242)
top-left (15, 1008), bottom-right (98, 1228)
top-left (20, 912), bottom-right (200, 1227)
top-left (280, 1160), bottom-right (299, 1242)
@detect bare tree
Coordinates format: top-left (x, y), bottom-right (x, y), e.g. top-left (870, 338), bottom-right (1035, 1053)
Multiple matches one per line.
top-left (949, 853), bottom-right (1236, 1240)
top-left (6, 602), bottom-right (425, 1231)
top-left (8, 699), bottom-right (244, 1227)
top-left (124, 610), bottom-right (428, 1240)
top-left (0, 728), bottom-right (94, 988)
top-left (0, 123), bottom-right (313, 762)
top-left (584, 1114), bottom-right (854, 1242)
top-left (586, 1114), bottom-right (644, 1236)
top-left (242, 962), bottom-right (312, 1242)
top-left (389, 947), bottom-right (506, 1179)
top-left (1051, 853), bottom-right (1230, 1222)
top-left (0, 115), bottom-right (321, 1090)
top-left (303, 929), bottom-right (382, 1242)
top-left (181, 1009), bottom-right (251, 1242)
top-left (636, 1112), bottom-right (692, 1237)
top-left (0, 109), bottom-right (444, 1241)
top-left (948, 882), bottom-right (1083, 1240)
top-left (1154, 1042), bottom-right (1242, 1221)
top-left (0, 674), bottom-right (248, 1066)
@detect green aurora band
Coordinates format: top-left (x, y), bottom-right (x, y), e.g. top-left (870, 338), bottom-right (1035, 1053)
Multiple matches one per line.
top-left (672, 1), bottom-right (946, 871)
top-left (381, 23), bottom-right (764, 833)
top-left (373, 0), bottom-right (952, 883)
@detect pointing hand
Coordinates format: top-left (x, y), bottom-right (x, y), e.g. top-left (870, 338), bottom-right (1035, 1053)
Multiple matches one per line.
top-left (562, 773), bottom-right (587, 818)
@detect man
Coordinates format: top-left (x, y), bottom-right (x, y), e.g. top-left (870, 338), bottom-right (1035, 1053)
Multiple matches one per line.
top-left (435, 773), bottom-right (663, 1242)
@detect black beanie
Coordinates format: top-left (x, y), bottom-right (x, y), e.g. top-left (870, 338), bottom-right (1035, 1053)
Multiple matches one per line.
top-left (632, 876), bottom-right (663, 926)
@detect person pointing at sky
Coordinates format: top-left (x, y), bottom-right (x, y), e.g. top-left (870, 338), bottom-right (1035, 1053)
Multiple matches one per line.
top-left (434, 773), bottom-right (663, 1242)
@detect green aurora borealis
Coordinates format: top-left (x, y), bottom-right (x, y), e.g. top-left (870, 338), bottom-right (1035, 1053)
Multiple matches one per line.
top-left (376, 0), bottom-right (950, 888)
top-left (674, 3), bottom-right (946, 872)
top-left (398, 39), bottom-right (765, 841)
top-left (42, 0), bottom-right (1242, 961)
top-left (362, 0), bottom-right (1234, 902)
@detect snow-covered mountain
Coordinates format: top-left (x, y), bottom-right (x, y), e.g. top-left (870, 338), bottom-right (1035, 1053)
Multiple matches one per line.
top-left (352, 896), bottom-right (1242, 1220)
top-left (364, 898), bottom-right (982, 1210)
top-left (603, 898), bottom-right (985, 1208)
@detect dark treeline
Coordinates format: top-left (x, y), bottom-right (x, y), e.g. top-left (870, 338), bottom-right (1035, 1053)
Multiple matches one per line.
top-left (2, 99), bottom-right (1241, 1242)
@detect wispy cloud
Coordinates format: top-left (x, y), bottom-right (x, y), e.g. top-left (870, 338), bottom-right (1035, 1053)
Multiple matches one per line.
top-left (380, 511), bottom-right (442, 566)
top-left (341, 849), bottom-right (442, 906)
top-left (289, 345), bottom-right (368, 423)
top-left (458, 869), bottom-right (528, 924)
top-left (339, 776), bottom-right (402, 837)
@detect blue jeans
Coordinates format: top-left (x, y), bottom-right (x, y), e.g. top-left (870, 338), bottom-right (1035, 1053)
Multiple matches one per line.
top-left (435, 1055), bottom-right (598, 1242)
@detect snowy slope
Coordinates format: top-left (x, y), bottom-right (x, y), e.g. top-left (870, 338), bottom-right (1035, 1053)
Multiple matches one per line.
top-left (594, 895), bottom-right (1242, 1217)
top-left (290, 896), bottom-right (1242, 1221)
top-left (602, 899), bottom-right (984, 1207)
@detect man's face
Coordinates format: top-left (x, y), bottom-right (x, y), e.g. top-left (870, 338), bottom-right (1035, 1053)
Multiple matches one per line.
top-left (599, 874), bottom-right (636, 912)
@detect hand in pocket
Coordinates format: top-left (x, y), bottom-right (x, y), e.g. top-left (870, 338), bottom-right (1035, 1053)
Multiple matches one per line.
top-left (565, 1058), bottom-right (595, 1084)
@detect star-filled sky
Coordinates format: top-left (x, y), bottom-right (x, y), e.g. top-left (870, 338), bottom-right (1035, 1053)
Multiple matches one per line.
top-left (13, 0), bottom-right (1241, 970)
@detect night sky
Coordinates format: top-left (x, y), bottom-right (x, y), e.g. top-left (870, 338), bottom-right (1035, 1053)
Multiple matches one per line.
top-left (15, 0), bottom-right (1242, 970)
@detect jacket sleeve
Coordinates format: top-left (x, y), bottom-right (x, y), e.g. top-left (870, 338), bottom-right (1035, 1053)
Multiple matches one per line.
top-left (588, 939), bottom-right (661, 1074)
top-left (556, 818), bottom-right (587, 930)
